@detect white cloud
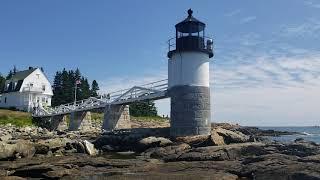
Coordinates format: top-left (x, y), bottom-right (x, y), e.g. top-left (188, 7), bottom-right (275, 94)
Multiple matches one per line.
top-left (212, 50), bottom-right (320, 126)
top-left (224, 9), bottom-right (242, 17)
top-left (305, 0), bottom-right (320, 8)
top-left (280, 18), bottom-right (320, 38)
top-left (239, 16), bottom-right (257, 24)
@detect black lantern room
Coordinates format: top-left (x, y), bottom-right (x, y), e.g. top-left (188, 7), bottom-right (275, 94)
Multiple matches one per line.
top-left (168, 9), bottom-right (213, 58)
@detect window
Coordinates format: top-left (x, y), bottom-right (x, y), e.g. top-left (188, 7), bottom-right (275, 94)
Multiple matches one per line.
top-left (4, 97), bottom-right (7, 103)
top-left (42, 97), bottom-right (46, 103)
top-left (36, 74), bottom-right (40, 79)
top-left (30, 83), bottom-right (33, 87)
top-left (42, 85), bottom-right (46, 91)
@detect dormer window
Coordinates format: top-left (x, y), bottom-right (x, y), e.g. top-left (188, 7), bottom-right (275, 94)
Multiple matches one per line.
top-left (36, 74), bottom-right (40, 79)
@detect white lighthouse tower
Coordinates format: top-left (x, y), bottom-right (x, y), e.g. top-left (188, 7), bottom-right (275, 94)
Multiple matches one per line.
top-left (168, 9), bottom-right (213, 137)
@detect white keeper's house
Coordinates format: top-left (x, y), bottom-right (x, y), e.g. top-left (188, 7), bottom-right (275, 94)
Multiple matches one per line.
top-left (0, 67), bottom-right (53, 112)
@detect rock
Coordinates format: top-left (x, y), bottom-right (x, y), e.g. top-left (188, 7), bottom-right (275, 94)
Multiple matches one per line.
top-left (210, 131), bottom-right (225, 146)
top-left (82, 140), bottom-right (98, 156)
top-left (144, 143), bottom-right (191, 160)
top-left (0, 142), bottom-right (16, 160)
top-left (162, 142), bottom-right (265, 162)
top-left (37, 138), bottom-right (71, 150)
top-left (1, 176), bottom-right (26, 180)
top-left (0, 134), bottom-right (12, 142)
top-left (175, 135), bottom-right (212, 147)
top-left (215, 127), bottom-right (250, 144)
top-left (0, 141), bottom-right (35, 160)
top-left (138, 137), bottom-right (173, 151)
top-left (34, 144), bottom-right (50, 154)
top-left (14, 140), bottom-right (36, 158)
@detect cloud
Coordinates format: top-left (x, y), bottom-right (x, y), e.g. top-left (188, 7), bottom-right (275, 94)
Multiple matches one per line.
top-left (304, 0), bottom-right (320, 8)
top-left (239, 16), bottom-right (257, 24)
top-left (279, 18), bottom-right (320, 38)
top-left (224, 9), bottom-right (242, 17)
top-left (213, 52), bottom-right (320, 90)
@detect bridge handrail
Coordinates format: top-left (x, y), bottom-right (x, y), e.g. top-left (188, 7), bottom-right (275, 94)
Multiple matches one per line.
top-left (33, 79), bottom-right (168, 117)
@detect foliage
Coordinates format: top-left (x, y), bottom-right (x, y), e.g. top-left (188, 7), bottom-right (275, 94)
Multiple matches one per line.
top-left (51, 68), bottom-right (99, 106)
top-left (91, 80), bottom-right (99, 97)
top-left (0, 109), bottom-right (33, 127)
top-left (5, 65), bottom-right (18, 80)
top-left (0, 74), bottom-right (5, 93)
top-left (129, 101), bottom-right (158, 117)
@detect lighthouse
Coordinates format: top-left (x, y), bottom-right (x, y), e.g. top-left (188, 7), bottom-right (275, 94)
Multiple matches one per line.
top-left (168, 9), bottom-right (213, 137)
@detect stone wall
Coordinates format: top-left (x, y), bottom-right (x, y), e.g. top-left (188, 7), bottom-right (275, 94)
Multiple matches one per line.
top-left (102, 105), bottom-right (131, 131)
top-left (169, 85), bottom-right (211, 137)
top-left (69, 111), bottom-right (93, 132)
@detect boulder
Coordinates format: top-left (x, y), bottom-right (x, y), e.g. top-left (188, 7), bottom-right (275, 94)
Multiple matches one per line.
top-left (144, 143), bottom-right (191, 160)
top-left (37, 138), bottom-right (71, 150)
top-left (82, 140), bottom-right (98, 156)
top-left (14, 140), bottom-right (36, 158)
top-left (0, 134), bottom-right (13, 142)
top-left (175, 135), bottom-right (211, 147)
top-left (0, 142), bottom-right (16, 160)
top-left (210, 131), bottom-right (225, 146)
top-left (0, 141), bottom-right (35, 160)
top-left (215, 127), bottom-right (250, 144)
top-left (138, 137), bottom-right (173, 151)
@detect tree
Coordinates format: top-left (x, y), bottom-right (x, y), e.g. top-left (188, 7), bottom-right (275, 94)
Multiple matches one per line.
top-left (91, 80), bottom-right (99, 97)
top-left (78, 77), bottom-right (90, 100)
top-left (51, 71), bottom-right (63, 106)
top-left (13, 65), bottom-right (17, 74)
top-left (0, 74), bottom-right (5, 93)
top-left (129, 101), bottom-right (158, 117)
top-left (51, 68), bottom-right (98, 106)
top-left (6, 70), bottom-right (13, 80)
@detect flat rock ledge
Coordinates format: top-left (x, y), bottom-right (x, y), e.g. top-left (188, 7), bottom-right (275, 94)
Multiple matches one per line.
top-left (0, 124), bottom-right (320, 180)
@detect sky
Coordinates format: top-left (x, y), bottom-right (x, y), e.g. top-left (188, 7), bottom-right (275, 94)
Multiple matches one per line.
top-left (0, 0), bottom-right (319, 126)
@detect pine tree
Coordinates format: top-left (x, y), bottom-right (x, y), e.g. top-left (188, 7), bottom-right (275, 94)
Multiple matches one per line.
top-left (13, 65), bottom-right (17, 74)
top-left (129, 101), bottom-right (158, 117)
top-left (91, 80), bottom-right (99, 97)
top-left (51, 68), bottom-right (100, 105)
top-left (0, 74), bottom-right (5, 93)
top-left (79, 78), bottom-right (90, 100)
top-left (51, 71), bottom-right (62, 106)
top-left (6, 70), bottom-right (13, 80)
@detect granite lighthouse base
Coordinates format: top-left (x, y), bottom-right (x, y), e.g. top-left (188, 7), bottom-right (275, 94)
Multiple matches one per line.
top-left (169, 85), bottom-right (211, 137)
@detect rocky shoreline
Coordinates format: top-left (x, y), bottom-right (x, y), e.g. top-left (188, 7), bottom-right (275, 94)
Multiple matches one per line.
top-left (0, 122), bottom-right (319, 180)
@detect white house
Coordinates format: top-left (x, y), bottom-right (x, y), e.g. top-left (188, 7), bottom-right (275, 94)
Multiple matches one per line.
top-left (0, 67), bottom-right (53, 112)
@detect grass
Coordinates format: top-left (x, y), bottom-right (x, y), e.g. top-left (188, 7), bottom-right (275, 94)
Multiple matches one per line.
top-left (90, 112), bottom-right (169, 123)
top-left (0, 109), bottom-right (168, 127)
top-left (91, 112), bottom-right (104, 122)
top-left (0, 109), bottom-right (33, 127)
top-left (131, 116), bottom-right (169, 122)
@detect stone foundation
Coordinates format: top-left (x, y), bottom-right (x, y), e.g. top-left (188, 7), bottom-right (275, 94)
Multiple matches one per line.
top-left (69, 111), bottom-right (93, 132)
top-left (168, 85), bottom-right (211, 137)
top-left (102, 105), bottom-right (131, 131)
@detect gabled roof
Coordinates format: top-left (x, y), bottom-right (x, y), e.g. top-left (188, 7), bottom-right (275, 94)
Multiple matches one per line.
top-left (8, 69), bottom-right (36, 81)
top-left (3, 68), bottom-right (37, 93)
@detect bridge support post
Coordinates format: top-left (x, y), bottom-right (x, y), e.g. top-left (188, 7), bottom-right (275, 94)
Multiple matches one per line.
top-left (52, 115), bottom-right (68, 131)
top-left (102, 105), bottom-right (131, 131)
top-left (69, 111), bottom-right (93, 132)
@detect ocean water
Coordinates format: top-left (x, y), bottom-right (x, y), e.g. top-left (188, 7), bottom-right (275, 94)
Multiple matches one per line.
top-left (259, 126), bottom-right (320, 143)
